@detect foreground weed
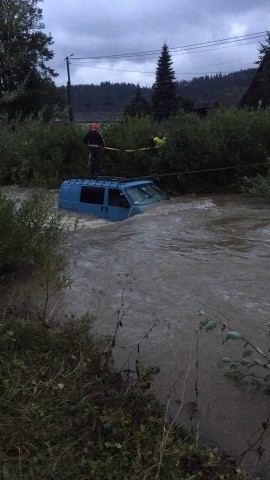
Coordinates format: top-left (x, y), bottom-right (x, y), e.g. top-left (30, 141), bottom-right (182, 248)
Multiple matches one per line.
top-left (0, 313), bottom-right (256, 480)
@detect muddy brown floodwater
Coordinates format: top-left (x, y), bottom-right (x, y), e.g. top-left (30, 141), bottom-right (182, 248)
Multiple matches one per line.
top-left (2, 186), bottom-right (270, 478)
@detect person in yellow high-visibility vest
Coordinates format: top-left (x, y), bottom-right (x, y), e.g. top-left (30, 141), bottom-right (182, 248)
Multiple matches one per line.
top-left (153, 132), bottom-right (166, 148)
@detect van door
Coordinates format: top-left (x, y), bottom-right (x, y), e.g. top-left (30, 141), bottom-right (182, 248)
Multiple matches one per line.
top-left (105, 188), bottom-right (131, 221)
top-left (79, 186), bottom-right (107, 218)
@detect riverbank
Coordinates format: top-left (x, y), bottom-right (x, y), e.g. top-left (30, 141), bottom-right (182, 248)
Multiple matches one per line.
top-left (0, 313), bottom-right (255, 480)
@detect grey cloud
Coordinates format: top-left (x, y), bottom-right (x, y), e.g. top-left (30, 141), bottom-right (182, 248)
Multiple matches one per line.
top-left (42, 0), bottom-right (270, 86)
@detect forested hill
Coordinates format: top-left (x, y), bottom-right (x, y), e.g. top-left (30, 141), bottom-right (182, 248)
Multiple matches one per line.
top-left (177, 68), bottom-right (256, 105)
top-left (62, 68), bottom-right (256, 107)
top-left (59, 68), bottom-right (256, 121)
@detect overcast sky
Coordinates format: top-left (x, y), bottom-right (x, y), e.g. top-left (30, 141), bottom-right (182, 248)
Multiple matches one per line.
top-left (41, 0), bottom-right (270, 88)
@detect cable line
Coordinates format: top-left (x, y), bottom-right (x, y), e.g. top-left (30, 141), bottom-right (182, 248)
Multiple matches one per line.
top-left (128, 162), bottom-right (269, 181)
top-left (70, 39), bottom-right (258, 68)
top-left (70, 61), bottom-right (254, 76)
top-left (54, 58), bottom-right (67, 72)
top-left (72, 31), bottom-right (267, 61)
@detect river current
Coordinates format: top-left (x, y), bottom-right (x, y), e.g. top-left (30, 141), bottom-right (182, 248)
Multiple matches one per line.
top-left (2, 186), bottom-right (270, 478)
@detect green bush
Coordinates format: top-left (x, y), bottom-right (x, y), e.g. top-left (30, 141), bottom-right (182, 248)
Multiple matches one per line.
top-left (0, 193), bottom-right (66, 272)
top-left (240, 173), bottom-right (270, 201)
top-left (2, 108), bottom-right (270, 192)
top-left (102, 115), bottom-right (157, 177)
top-left (102, 108), bottom-right (270, 192)
top-left (161, 108), bottom-right (270, 193)
top-left (0, 117), bottom-right (88, 187)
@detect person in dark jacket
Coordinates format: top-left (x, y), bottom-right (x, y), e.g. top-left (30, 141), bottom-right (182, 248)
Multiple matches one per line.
top-left (83, 123), bottom-right (105, 176)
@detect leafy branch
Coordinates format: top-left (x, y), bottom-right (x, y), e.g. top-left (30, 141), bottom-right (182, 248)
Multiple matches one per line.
top-left (198, 310), bottom-right (270, 394)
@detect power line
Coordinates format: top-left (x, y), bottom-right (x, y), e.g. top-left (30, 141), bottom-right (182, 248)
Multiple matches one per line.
top-left (55, 63), bottom-right (67, 74)
top-left (72, 31), bottom-right (266, 61)
top-left (70, 61), bottom-right (254, 76)
top-left (170, 40), bottom-right (261, 58)
top-left (66, 36), bottom-right (260, 83)
top-left (71, 39), bottom-right (261, 66)
top-left (171, 35), bottom-right (264, 54)
top-left (54, 58), bottom-right (66, 72)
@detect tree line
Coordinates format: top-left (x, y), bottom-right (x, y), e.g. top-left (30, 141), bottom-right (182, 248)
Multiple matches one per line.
top-left (62, 68), bottom-right (256, 120)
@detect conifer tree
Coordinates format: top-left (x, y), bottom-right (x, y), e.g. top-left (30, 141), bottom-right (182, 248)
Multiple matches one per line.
top-left (239, 31), bottom-right (270, 108)
top-left (124, 85), bottom-right (150, 117)
top-left (256, 31), bottom-right (270, 63)
top-left (0, 0), bottom-right (59, 118)
top-left (151, 43), bottom-right (177, 121)
top-left (257, 32), bottom-right (270, 107)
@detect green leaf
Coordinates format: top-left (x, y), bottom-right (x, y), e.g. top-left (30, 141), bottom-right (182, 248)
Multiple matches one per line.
top-left (229, 361), bottom-right (241, 370)
top-left (218, 357), bottom-right (232, 368)
top-left (205, 320), bottom-right (218, 331)
top-left (223, 331), bottom-right (242, 343)
top-left (199, 317), bottom-right (211, 329)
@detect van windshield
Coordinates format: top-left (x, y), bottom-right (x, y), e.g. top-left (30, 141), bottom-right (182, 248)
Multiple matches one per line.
top-left (125, 183), bottom-right (168, 206)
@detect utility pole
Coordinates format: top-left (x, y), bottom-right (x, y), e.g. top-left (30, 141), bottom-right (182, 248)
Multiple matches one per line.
top-left (66, 55), bottom-right (74, 122)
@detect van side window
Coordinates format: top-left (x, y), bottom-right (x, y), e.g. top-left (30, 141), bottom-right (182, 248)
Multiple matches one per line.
top-left (108, 188), bottom-right (129, 208)
top-left (80, 186), bottom-right (105, 204)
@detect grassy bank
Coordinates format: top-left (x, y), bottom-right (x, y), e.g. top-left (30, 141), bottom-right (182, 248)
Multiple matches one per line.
top-left (0, 313), bottom-right (256, 480)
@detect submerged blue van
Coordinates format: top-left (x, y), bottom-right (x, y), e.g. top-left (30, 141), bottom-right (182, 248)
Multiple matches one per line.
top-left (58, 177), bottom-right (169, 221)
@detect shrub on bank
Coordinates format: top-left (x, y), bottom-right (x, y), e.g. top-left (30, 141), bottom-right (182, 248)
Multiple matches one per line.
top-left (0, 313), bottom-right (255, 480)
top-left (0, 193), bottom-right (66, 273)
top-left (240, 173), bottom-right (270, 201)
top-left (1, 108), bottom-right (270, 193)
top-left (102, 115), bottom-right (157, 177)
top-left (159, 108), bottom-right (270, 193)
top-left (0, 117), bottom-right (87, 187)
top-left (96, 109), bottom-right (270, 193)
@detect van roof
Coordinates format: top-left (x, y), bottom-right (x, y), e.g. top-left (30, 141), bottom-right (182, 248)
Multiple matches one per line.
top-left (61, 177), bottom-right (153, 188)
